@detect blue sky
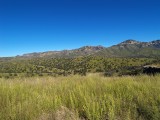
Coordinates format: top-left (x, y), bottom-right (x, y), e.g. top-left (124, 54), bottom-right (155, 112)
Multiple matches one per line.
top-left (0, 0), bottom-right (160, 57)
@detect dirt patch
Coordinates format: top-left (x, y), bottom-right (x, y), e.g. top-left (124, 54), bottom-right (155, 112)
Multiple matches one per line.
top-left (36, 106), bottom-right (82, 120)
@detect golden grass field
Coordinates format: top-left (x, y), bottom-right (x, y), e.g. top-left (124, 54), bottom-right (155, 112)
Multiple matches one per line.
top-left (0, 74), bottom-right (160, 120)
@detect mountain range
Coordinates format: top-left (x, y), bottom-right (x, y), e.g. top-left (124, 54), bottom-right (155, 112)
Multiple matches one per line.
top-left (17, 39), bottom-right (160, 58)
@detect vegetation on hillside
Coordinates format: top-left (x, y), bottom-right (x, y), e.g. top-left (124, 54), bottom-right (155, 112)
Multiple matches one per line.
top-left (0, 57), bottom-right (158, 78)
top-left (1, 39), bottom-right (160, 78)
top-left (17, 40), bottom-right (160, 58)
top-left (95, 40), bottom-right (160, 58)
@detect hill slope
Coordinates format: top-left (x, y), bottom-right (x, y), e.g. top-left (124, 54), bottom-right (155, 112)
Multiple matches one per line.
top-left (95, 40), bottom-right (160, 57)
top-left (16, 40), bottom-right (160, 58)
top-left (20, 45), bottom-right (105, 58)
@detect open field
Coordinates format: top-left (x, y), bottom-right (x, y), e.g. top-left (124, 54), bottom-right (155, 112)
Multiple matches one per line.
top-left (0, 74), bottom-right (160, 120)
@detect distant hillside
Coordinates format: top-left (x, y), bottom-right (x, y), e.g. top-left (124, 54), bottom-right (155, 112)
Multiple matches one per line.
top-left (19, 45), bottom-right (105, 58)
top-left (95, 40), bottom-right (160, 57)
top-left (16, 40), bottom-right (160, 58)
top-left (1, 39), bottom-right (160, 78)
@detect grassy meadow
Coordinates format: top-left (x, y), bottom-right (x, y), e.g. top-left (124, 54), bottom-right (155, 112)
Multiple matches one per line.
top-left (0, 74), bottom-right (160, 120)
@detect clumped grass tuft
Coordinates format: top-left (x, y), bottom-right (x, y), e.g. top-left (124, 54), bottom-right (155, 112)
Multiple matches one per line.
top-left (0, 75), bottom-right (160, 120)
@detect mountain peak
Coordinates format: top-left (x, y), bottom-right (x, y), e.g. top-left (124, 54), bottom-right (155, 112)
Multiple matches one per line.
top-left (17, 39), bottom-right (160, 58)
top-left (79, 45), bottom-right (105, 51)
top-left (150, 40), bottom-right (160, 44)
top-left (148, 40), bottom-right (160, 47)
top-left (120, 39), bottom-right (140, 45)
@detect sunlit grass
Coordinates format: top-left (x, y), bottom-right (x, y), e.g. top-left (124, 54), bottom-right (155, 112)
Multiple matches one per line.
top-left (0, 75), bottom-right (160, 120)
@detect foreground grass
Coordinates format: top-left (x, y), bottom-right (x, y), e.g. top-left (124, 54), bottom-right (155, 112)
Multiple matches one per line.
top-left (0, 74), bottom-right (160, 120)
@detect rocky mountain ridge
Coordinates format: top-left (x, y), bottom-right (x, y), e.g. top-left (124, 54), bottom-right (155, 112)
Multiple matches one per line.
top-left (17, 39), bottom-right (160, 58)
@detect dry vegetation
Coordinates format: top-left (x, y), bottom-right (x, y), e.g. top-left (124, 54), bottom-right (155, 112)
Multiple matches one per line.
top-left (0, 74), bottom-right (160, 120)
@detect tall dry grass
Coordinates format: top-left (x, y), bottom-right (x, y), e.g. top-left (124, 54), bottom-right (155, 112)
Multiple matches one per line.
top-left (0, 74), bottom-right (160, 120)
